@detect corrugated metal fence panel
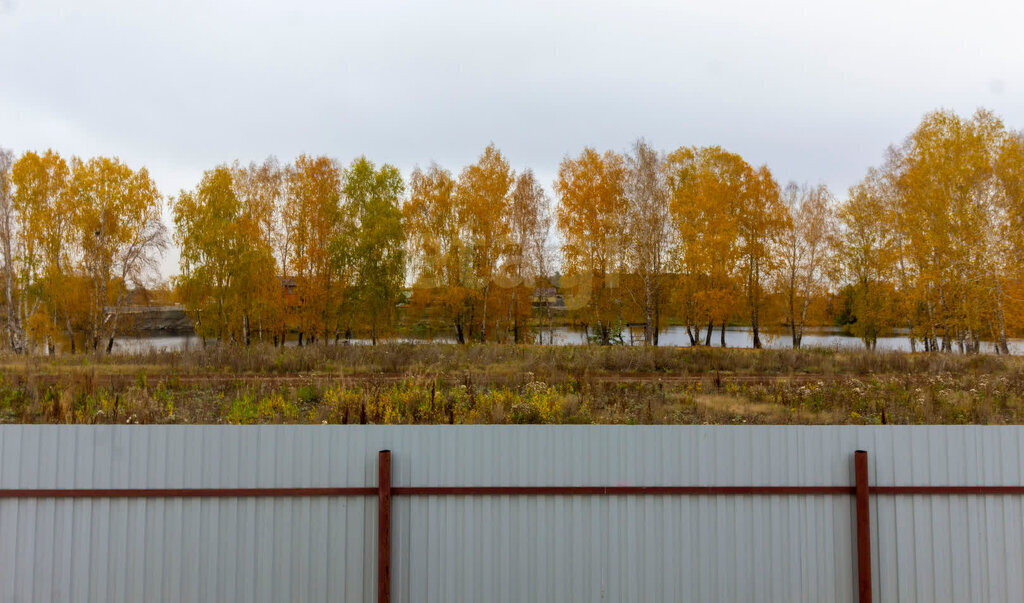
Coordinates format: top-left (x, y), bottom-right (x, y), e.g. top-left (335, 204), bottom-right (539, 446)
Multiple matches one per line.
top-left (861, 428), bottom-right (1024, 602)
top-left (385, 426), bottom-right (859, 603)
top-left (2, 426), bottom-right (1024, 602)
top-left (0, 427), bottom-right (382, 603)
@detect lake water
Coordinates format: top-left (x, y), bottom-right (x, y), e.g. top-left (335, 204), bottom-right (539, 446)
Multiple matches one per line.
top-left (109, 326), bottom-right (1023, 355)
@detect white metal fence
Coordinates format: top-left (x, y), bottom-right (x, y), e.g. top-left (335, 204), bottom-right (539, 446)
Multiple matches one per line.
top-left (2, 425), bottom-right (1024, 602)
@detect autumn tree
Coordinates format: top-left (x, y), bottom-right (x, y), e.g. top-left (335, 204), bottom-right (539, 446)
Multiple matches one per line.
top-left (344, 156), bottom-right (405, 344)
top-left (11, 150), bottom-right (80, 352)
top-left (70, 157), bottom-right (167, 352)
top-left (174, 165), bottom-right (276, 345)
top-left (504, 169), bottom-right (551, 343)
top-left (841, 109), bottom-right (1024, 353)
top-left (665, 146), bottom-right (745, 346)
top-left (884, 109), bottom-right (1016, 353)
top-left (237, 158), bottom-right (296, 344)
top-left (778, 183), bottom-right (834, 348)
top-left (555, 147), bottom-right (627, 345)
top-left (0, 147), bottom-right (24, 352)
top-left (835, 179), bottom-right (897, 350)
top-left (457, 144), bottom-right (514, 342)
top-left (232, 158), bottom-right (285, 344)
top-left (870, 153), bottom-right (923, 352)
top-left (997, 131), bottom-right (1024, 341)
top-left (404, 164), bottom-right (473, 342)
top-left (283, 155), bottom-right (349, 344)
top-left (623, 139), bottom-right (672, 345)
top-left (734, 166), bottom-right (787, 348)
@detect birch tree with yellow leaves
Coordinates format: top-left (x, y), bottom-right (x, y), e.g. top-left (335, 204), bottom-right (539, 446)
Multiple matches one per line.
top-left (457, 144), bottom-right (514, 342)
top-left (852, 109), bottom-right (1022, 353)
top-left (735, 166), bottom-right (787, 349)
top-left (665, 146), bottom-right (745, 346)
top-left (231, 157), bottom-right (285, 344)
top-left (345, 156), bottom-right (405, 344)
top-left (0, 146), bottom-right (26, 352)
top-left (10, 150), bottom-right (79, 352)
top-left (779, 182), bottom-right (834, 348)
top-left (997, 132), bottom-right (1024, 341)
top-left (71, 157), bottom-right (167, 352)
top-left (174, 165), bottom-right (276, 345)
top-left (835, 175), bottom-right (899, 350)
top-left (623, 139), bottom-right (672, 345)
top-left (283, 155), bottom-right (349, 344)
top-left (404, 163), bottom-right (474, 343)
top-left (505, 169), bottom-right (551, 343)
top-left (555, 147), bottom-right (627, 345)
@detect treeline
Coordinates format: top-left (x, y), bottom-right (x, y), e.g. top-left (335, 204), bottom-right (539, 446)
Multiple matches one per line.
top-left (1, 108), bottom-right (1022, 353)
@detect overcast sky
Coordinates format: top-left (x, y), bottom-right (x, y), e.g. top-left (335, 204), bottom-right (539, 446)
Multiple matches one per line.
top-left (2, 0), bottom-right (1023, 278)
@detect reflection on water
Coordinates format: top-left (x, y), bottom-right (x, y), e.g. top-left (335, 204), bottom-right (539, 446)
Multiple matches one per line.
top-left (110, 335), bottom-right (202, 354)
top-left (108, 326), bottom-right (1022, 355)
top-left (546, 326), bottom-right (1022, 354)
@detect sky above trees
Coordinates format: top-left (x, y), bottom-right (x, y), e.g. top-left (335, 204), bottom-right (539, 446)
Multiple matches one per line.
top-left (2, 0), bottom-right (1023, 277)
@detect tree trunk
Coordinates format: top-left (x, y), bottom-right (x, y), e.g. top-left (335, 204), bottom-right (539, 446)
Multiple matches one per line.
top-left (65, 317), bottom-right (76, 354)
top-left (480, 283), bottom-right (490, 343)
top-left (793, 297), bottom-right (810, 349)
top-left (992, 273), bottom-right (1010, 355)
top-left (2, 202), bottom-right (24, 353)
top-left (653, 295), bottom-right (660, 346)
top-left (704, 320), bottom-right (713, 346)
top-left (95, 263), bottom-right (109, 352)
top-left (644, 273), bottom-right (656, 346)
top-left (749, 258), bottom-right (762, 349)
top-left (720, 322), bottom-right (727, 347)
top-left (511, 283), bottom-right (520, 344)
top-left (788, 277), bottom-right (798, 350)
top-left (547, 302), bottom-right (554, 345)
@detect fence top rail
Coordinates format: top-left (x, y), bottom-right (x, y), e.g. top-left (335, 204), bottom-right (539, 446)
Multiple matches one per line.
top-left (0, 487), bottom-right (377, 498)
top-left (5, 485), bottom-right (1024, 498)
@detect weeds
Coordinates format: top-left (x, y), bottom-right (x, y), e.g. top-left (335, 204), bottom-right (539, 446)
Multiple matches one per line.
top-left (0, 345), bottom-right (1021, 425)
top-left (3, 342), bottom-right (1019, 378)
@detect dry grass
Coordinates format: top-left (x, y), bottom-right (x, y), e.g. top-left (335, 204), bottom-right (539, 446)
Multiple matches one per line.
top-left (1, 341), bottom-right (1017, 377)
top-left (0, 344), bottom-right (1021, 425)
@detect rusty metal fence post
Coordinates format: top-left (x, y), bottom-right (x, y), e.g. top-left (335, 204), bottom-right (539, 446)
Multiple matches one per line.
top-left (378, 450), bottom-right (392, 603)
top-left (854, 450), bottom-right (872, 603)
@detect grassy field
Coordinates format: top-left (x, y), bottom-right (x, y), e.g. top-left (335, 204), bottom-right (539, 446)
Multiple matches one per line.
top-left (1, 344), bottom-right (1022, 425)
